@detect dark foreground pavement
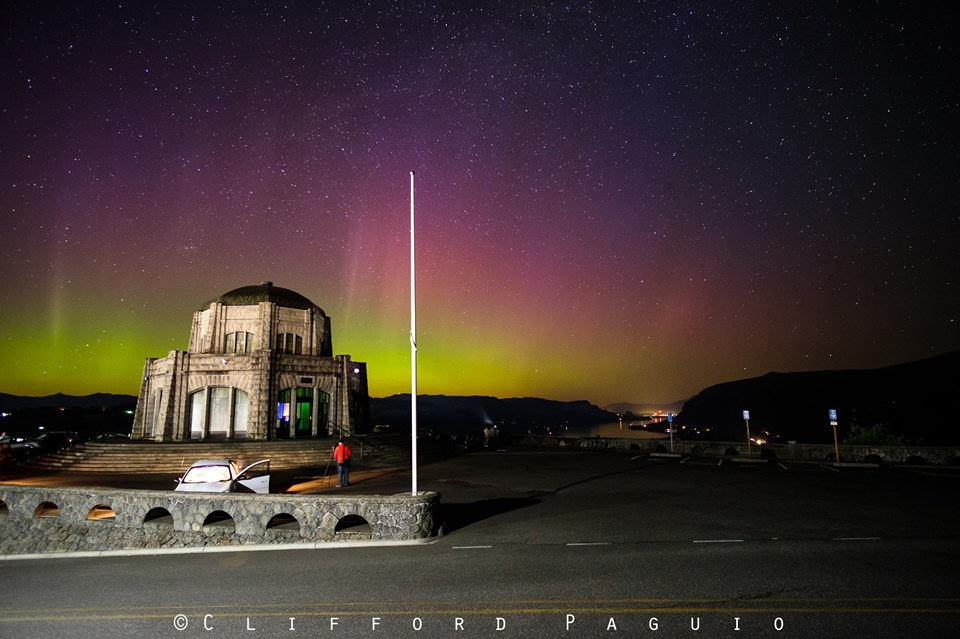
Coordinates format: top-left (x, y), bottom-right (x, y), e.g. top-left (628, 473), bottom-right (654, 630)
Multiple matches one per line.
top-left (2, 447), bottom-right (960, 637)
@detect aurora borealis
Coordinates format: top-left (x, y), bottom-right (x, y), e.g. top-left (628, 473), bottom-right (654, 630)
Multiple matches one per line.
top-left (2, 2), bottom-right (957, 407)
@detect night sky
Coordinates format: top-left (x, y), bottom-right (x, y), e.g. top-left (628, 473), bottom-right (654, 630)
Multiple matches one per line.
top-left (2, 2), bottom-right (957, 407)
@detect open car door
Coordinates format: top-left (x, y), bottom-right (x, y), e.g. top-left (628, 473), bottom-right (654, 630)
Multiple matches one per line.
top-left (234, 459), bottom-right (270, 494)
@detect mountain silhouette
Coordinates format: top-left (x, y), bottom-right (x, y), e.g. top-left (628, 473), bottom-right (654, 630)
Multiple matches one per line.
top-left (676, 351), bottom-right (958, 445)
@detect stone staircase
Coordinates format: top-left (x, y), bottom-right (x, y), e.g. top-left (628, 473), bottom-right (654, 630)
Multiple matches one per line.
top-left (10, 433), bottom-right (463, 474)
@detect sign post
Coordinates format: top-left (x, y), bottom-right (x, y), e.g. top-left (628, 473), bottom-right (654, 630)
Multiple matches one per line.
top-left (829, 409), bottom-right (839, 464)
top-left (667, 412), bottom-right (674, 452)
top-left (743, 410), bottom-right (752, 458)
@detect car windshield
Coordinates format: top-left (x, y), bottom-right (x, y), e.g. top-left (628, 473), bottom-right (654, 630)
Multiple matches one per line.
top-left (181, 465), bottom-right (232, 484)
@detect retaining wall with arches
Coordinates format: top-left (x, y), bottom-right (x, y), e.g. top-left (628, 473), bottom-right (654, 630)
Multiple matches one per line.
top-left (0, 485), bottom-right (439, 556)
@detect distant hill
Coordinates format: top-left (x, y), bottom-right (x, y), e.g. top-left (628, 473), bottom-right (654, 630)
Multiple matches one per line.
top-left (370, 395), bottom-right (618, 437)
top-left (5, 351), bottom-right (956, 444)
top-left (676, 351), bottom-right (959, 445)
top-left (0, 392), bottom-right (137, 410)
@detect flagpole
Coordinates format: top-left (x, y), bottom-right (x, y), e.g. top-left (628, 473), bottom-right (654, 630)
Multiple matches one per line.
top-left (410, 170), bottom-right (418, 496)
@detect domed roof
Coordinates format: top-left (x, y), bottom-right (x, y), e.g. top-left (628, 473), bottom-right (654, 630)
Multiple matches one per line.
top-left (205, 282), bottom-right (325, 314)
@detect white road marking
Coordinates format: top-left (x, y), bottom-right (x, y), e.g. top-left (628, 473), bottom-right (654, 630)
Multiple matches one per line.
top-left (566, 542), bottom-right (611, 546)
top-left (693, 539), bottom-right (744, 544)
top-left (453, 545), bottom-right (492, 549)
top-left (832, 537), bottom-right (881, 541)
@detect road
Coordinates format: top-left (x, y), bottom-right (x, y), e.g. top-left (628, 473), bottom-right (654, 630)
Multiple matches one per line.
top-left (2, 449), bottom-right (959, 638)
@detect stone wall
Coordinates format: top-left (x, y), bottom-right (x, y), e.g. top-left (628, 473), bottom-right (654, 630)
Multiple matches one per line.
top-left (0, 486), bottom-right (439, 556)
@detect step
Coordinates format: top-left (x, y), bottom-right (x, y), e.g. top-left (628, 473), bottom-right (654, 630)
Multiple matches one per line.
top-left (8, 435), bottom-right (463, 474)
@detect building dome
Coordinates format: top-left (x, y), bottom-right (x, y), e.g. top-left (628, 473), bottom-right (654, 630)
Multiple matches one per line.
top-left (206, 282), bottom-right (325, 314)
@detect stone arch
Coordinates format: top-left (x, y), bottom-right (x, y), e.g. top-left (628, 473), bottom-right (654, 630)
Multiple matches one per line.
top-left (87, 504), bottom-right (116, 521)
top-left (335, 514), bottom-right (372, 539)
top-left (34, 501), bottom-right (60, 518)
top-left (144, 507), bottom-right (174, 527)
top-left (0, 499), bottom-right (8, 517)
top-left (266, 513), bottom-right (300, 531)
top-left (202, 510), bottom-right (235, 532)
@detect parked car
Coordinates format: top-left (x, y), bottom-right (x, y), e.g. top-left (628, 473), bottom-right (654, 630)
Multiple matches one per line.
top-left (34, 431), bottom-right (83, 452)
top-left (1, 434), bottom-right (40, 462)
top-left (174, 459), bottom-right (271, 493)
top-left (0, 434), bottom-right (40, 451)
top-left (93, 432), bottom-right (131, 440)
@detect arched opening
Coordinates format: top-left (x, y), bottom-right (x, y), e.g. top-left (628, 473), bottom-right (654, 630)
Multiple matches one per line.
top-left (86, 504), bottom-right (116, 521)
top-left (34, 501), bottom-right (60, 518)
top-left (335, 514), bottom-right (372, 539)
top-left (202, 510), bottom-right (235, 532)
top-left (188, 387), bottom-right (250, 439)
top-left (0, 499), bottom-right (8, 517)
top-left (144, 507), bottom-right (174, 527)
top-left (266, 513), bottom-right (301, 531)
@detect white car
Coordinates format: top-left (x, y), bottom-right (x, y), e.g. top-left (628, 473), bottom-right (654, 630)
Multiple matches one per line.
top-left (174, 459), bottom-right (271, 493)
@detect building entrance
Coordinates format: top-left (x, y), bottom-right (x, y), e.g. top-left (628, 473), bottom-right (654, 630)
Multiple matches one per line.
top-left (276, 387), bottom-right (330, 439)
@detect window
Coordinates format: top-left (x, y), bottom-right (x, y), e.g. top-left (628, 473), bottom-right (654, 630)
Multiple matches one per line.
top-left (208, 387), bottom-right (231, 437)
top-left (189, 390), bottom-right (206, 439)
top-left (187, 388), bottom-right (249, 439)
top-left (233, 389), bottom-right (249, 438)
top-left (225, 331), bottom-right (254, 353)
top-left (275, 333), bottom-right (303, 354)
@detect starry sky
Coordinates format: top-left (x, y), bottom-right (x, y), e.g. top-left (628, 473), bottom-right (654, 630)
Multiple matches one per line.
top-left (2, 2), bottom-right (957, 408)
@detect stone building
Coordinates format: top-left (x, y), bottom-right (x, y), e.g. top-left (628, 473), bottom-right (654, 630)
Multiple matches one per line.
top-left (131, 282), bottom-right (369, 441)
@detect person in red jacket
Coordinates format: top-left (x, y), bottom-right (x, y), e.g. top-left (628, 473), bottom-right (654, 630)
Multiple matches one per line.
top-left (332, 439), bottom-right (351, 487)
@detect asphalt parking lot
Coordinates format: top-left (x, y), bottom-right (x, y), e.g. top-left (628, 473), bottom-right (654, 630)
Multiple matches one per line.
top-left (5, 444), bottom-right (960, 546)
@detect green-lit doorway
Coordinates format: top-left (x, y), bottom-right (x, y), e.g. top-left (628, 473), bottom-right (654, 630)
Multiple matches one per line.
top-left (278, 387), bottom-right (330, 438)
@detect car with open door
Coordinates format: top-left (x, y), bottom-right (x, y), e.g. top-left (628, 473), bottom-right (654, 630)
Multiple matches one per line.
top-left (174, 458), bottom-right (271, 493)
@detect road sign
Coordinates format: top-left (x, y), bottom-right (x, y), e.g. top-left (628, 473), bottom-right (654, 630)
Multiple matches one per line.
top-left (667, 412), bottom-right (673, 423)
top-left (743, 410), bottom-right (750, 420)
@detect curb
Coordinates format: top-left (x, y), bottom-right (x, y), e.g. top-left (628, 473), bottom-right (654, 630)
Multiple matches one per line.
top-left (0, 537), bottom-right (436, 562)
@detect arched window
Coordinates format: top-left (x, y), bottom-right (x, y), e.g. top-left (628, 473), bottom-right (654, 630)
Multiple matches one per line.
top-left (225, 331), bottom-right (254, 353)
top-left (275, 333), bottom-right (303, 354)
top-left (188, 388), bottom-right (250, 439)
